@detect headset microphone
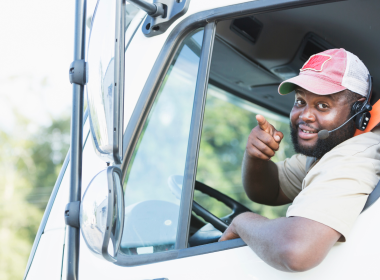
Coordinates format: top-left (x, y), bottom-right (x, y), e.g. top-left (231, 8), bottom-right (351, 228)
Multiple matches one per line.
top-left (318, 112), bottom-right (366, 139)
top-left (318, 74), bottom-right (373, 140)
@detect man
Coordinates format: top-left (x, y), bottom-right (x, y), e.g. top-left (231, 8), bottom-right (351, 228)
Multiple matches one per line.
top-left (219, 49), bottom-right (380, 272)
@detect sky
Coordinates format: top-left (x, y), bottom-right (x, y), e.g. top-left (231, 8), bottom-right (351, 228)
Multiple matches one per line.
top-left (0, 0), bottom-right (97, 134)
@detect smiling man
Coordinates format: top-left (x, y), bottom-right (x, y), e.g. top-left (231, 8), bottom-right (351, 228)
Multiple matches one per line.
top-left (219, 49), bottom-right (380, 272)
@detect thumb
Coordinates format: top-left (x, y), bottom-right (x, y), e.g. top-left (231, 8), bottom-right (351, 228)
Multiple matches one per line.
top-left (273, 130), bottom-right (284, 143)
top-left (256, 115), bottom-right (271, 133)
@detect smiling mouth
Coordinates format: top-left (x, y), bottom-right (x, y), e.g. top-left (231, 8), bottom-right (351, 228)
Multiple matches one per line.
top-left (300, 129), bottom-right (317, 134)
top-left (297, 125), bottom-right (319, 140)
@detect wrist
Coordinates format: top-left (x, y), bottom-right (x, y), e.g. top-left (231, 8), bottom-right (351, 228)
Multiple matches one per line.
top-left (232, 212), bottom-right (254, 233)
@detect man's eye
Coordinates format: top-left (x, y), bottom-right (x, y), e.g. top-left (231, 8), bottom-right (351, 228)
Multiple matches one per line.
top-left (318, 103), bottom-right (328, 109)
top-left (295, 100), bottom-right (305, 106)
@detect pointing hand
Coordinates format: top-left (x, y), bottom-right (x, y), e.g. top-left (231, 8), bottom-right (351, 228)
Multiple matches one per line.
top-left (246, 115), bottom-right (284, 161)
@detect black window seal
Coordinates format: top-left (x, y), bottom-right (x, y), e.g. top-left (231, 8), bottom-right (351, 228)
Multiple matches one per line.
top-left (117, 0), bottom-right (344, 268)
top-left (23, 110), bottom-right (89, 280)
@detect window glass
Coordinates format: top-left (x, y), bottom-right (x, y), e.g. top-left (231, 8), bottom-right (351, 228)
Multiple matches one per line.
top-left (120, 29), bottom-right (204, 255)
top-left (195, 84), bottom-right (295, 219)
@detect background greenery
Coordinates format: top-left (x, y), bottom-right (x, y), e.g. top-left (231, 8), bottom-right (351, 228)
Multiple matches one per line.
top-left (0, 112), bottom-right (70, 279)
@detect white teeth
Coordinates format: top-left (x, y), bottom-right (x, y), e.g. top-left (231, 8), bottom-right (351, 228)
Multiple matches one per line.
top-left (302, 129), bottom-right (314, 134)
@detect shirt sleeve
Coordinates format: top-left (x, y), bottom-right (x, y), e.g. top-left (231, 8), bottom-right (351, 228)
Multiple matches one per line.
top-left (275, 154), bottom-right (308, 200)
top-left (286, 154), bottom-right (378, 242)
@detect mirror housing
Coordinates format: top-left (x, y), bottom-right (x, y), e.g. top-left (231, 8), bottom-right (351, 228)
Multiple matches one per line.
top-left (79, 166), bottom-right (124, 262)
top-left (86, 0), bottom-right (125, 164)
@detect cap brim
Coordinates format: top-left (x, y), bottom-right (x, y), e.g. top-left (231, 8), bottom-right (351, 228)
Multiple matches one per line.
top-left (278, 74), bottom-right (347, 95)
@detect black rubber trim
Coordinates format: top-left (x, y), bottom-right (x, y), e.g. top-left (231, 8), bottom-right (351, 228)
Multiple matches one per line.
top-left (115, 250), bottom-right (179, 267)
top-left (115, 238), bottom-right (246, 267)
top-left (23, 110), bottom-right (89, 280)
top-left (117, 0), bottom-right (345, 267)
top-left (178, 238), bottom-right (246, 258)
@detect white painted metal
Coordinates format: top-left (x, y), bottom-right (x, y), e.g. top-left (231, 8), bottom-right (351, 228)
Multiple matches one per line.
top-left (76, 195), bottom-right (380, 280)
top-left (26, 228), bottom-right (66, 280)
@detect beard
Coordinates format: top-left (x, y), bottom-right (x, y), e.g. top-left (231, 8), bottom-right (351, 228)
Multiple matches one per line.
top-left (290, 118), bottom-right (356, 159)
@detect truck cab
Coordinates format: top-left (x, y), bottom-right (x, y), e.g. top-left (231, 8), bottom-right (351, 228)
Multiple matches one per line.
top-left (24, 0), bottom-right (380, 279)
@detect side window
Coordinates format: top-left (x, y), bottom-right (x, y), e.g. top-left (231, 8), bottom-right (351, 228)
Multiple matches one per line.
top-left (195, 84), bottom-right (295, 220)
top-left (120, 29), bottom-right (204, 255)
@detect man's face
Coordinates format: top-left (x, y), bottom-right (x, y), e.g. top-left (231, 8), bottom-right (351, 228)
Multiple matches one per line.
top-left (289, 87), bottom-right (359, 158)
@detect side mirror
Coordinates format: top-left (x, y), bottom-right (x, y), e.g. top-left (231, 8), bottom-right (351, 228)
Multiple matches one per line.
top-left (79, 166), bottom-right (124, 262)
top-left (86, 0), bottom-right (125, 164)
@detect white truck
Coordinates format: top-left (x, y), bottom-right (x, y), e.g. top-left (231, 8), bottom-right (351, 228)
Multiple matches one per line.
top-left (24, 0), bottom-right (380, 279)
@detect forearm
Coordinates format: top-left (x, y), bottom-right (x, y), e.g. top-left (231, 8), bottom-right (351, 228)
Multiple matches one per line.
top-left (230, 213), bottom-right (339, 272)
top-left (232, 212), bottom-right (292, 271)
top-left (242, 152), bottom-right (281, 205)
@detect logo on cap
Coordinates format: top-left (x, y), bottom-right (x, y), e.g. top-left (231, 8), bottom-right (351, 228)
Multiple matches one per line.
top-left (301, 54), bottom-right (332, 72)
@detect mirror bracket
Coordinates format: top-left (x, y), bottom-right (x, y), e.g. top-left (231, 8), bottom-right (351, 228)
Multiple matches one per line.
top-left (69, 59), bottom-right (87, 85)
top-left (136, 0), bottom-right (190, 37)
top-left (65, 201), bottom-right (81, 228)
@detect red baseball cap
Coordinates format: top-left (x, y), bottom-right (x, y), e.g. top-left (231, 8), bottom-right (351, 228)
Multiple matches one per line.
top-left (278, 48), bottom-right (370, 97)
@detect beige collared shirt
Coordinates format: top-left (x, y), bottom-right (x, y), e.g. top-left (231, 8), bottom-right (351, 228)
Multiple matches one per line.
top-left (276, 127), bottom-right (380, 241)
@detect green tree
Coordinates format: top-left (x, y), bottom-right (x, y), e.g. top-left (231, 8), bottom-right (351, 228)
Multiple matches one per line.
top-left (0, 111), bottom-right (70, 279)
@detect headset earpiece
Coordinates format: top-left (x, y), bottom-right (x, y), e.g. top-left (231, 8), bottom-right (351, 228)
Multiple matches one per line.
top-left (355, 110), bottom-right (371, 131)
top-left (351, 101), bottom-right (372, 131)
top-left (319, 75), bottom-right (373, 139)
top-left (351, 74), bottom-right (373, 131)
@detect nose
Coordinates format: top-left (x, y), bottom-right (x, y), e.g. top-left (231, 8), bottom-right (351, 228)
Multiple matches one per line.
top-left (299, 106), bottom-right (316, 123)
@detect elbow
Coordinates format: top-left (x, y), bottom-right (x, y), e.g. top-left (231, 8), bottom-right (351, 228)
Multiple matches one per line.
top-left (279, 244), bottom-right (323, 272)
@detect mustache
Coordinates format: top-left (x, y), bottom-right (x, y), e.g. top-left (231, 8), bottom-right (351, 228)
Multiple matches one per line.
top-left (294, 121), bottom-right (320, 131)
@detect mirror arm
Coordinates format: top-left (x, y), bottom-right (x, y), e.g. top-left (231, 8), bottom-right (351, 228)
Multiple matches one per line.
top-left (127, 0), bottom-right (164, 17)
top-left (129, 0), bottom-right (190, 37)
top-left (65, 201), bottom-right (81, 228)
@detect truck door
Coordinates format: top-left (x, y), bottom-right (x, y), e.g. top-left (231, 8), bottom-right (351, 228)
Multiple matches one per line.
top-left (77, 21), bottom-right (217, 280)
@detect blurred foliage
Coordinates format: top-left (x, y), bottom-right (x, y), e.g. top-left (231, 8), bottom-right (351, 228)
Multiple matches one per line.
top-left (195, 85), bottom-right (295, 220)
top-left (0, 111), bottom-right (70, 279)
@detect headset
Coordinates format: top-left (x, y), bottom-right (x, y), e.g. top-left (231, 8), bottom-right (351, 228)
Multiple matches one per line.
top-left (318, 74), bottom-right (373, 140)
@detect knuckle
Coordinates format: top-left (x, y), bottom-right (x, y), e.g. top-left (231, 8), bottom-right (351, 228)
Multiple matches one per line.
top-left (246, 147), bottom-right (257, 158)
top-left (260, 154), bottom-right (269, 160)
top-left (254, 150), bottom-right (263, 159)
top-left (260, 133), bottom-right (273, 145)
top-left (273, 142), bottom-right (280, 151)
top-left (264, 147), bottom-right (275, 157)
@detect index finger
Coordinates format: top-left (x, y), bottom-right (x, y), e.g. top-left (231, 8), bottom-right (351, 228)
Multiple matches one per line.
top-left (256, 115), bottom-right (271, 133)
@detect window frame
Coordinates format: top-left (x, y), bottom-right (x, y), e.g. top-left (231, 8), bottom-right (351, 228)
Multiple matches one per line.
top-left (119, 0), bottom-right (342, 267)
